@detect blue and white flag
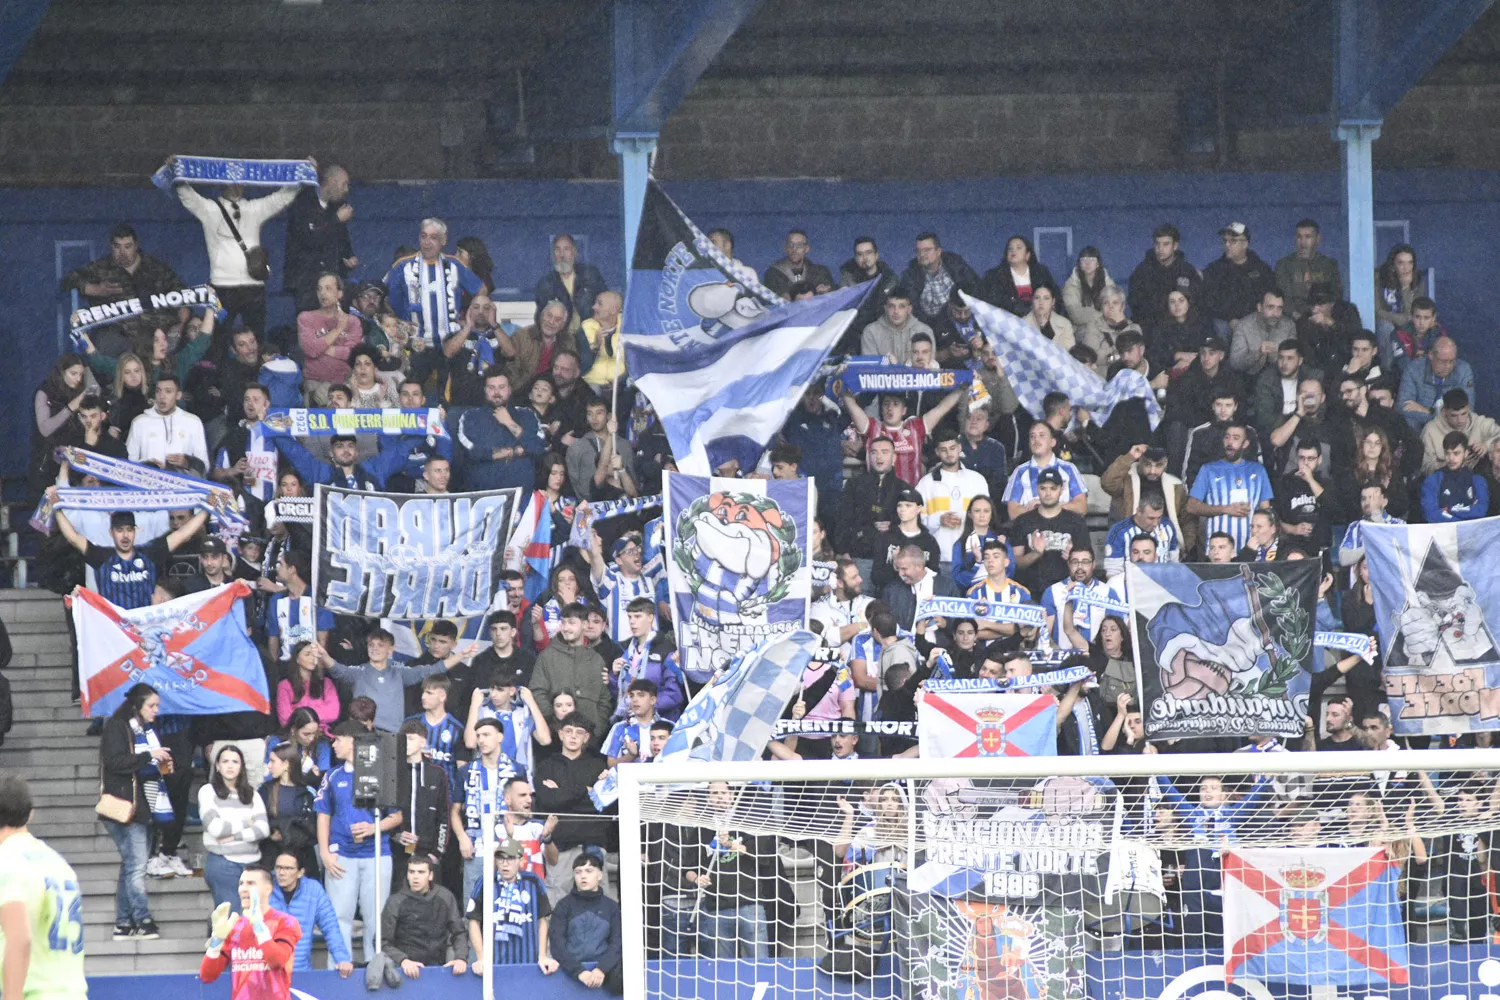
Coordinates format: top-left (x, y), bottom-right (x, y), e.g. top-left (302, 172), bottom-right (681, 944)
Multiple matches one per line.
top-left (313, 484), bottom-right (521, 619)
top-left (1363, 518), bottom-right (1500, 735)
top-left (1128, 560), bottom-right (1318, 740)
top-left (658, 630), bottom-right (822, 765)
top-left (663, 472), bottom-right (813, 682)
top-left (151, 155), bottom-right (318, 190)
top-left (623, 180), bottom-right (871, 475)
top-left (964, 291), bottom-right (1162, 429)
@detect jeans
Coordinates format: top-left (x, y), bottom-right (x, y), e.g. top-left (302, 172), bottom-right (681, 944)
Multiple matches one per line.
top-left (660, 895), bottom-right (699, 957)
top-left (103, 819), bottom-right (151, 923)
top-left (324, 853), bottom-right (391, 962)
top-left (204, 853), bottom-right (245, 913)
top-left (700, 903), bottom-right (769, 958)
top-left (853, 558), bottom-right (875, 597)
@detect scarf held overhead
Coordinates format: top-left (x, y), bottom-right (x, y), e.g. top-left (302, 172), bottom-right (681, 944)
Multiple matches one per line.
top-left (261, 408), bottom-right (448, 438)
top-left (151, 155), bottom-right (318, 190)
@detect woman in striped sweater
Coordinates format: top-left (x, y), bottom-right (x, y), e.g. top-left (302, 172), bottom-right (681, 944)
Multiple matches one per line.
top-left (199, 744), bottom-right (270, 912)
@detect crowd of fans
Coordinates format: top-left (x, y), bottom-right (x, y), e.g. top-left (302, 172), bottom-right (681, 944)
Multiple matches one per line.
top-left (17, 160), bottom-right (1499, 979)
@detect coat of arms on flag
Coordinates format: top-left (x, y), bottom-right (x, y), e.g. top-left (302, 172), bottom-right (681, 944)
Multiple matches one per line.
top-left (70, 581), bottom-right (270, 718)
top-left (917, 690), bottom-right (1058, 758)
top-left (1223, 847), bottom-right (1409, 987)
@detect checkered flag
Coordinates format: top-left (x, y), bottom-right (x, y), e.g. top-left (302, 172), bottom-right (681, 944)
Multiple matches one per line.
top-left (963, 291), bottom-right (1162, 428)
top-left (658, 630), bottom-right (821, 764)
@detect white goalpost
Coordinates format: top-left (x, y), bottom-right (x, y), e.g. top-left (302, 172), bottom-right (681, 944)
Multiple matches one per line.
top-left (619, 748), bottom-right (1500, 1000)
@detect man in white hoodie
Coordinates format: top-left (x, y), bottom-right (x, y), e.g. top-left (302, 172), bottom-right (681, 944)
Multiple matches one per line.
top-left (127, 373), bottom-right (209, 474)
top-left (165, 155), bottom-right (301, 335)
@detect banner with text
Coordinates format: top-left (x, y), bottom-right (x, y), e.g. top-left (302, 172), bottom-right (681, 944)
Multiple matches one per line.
top-left (663, 472), bottom-right (813, 681)
top-left (312, 484), bottom-right (520, 619)
top-left (1363, 517), bottom-right (1500, 736)
top-left (262, 407), bottom-right (447, 438)
top-left (1128, 560), bottom-right (1318, 740)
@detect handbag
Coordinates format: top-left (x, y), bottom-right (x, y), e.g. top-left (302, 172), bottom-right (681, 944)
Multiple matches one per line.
top-left (215, 198), bottom-right (272, 281)
top-left (95, 776), bottom-right (136, 824)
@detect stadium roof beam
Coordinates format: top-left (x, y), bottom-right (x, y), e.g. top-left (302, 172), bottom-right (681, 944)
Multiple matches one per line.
top-left (610, 0), bottom-right (763, 282)
top-left (0, 0), bottom-right (50, 89)
top-left (1333, 0), bottom-right (1493, 344)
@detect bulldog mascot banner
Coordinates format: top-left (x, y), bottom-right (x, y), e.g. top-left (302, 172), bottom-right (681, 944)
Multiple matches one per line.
top-left (663, 472), bottom-right (814, 681)
top-left (1127, 560), bottom-right (1319, 740)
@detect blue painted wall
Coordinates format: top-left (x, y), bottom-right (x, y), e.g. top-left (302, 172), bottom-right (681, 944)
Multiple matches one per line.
top-left (5, 169), bottom-right (1500, 478)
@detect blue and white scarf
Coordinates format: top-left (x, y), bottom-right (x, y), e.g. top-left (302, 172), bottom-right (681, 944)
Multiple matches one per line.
top-left (52, 447), bottom-right (247, 528)
top-left (923, 665), bottom-right (1095, 692)
top-left (69, 285), bottom-right (220, 346)
top-left (492, 877), bottom-right (536, 939)
top-left (151, 155), bottom-right (317, 190)
top-left (693, 549), bottom-right (762, 624)
top-left (31, 488), bottom-right (209, 535)
top-left (463, 757), bottom-right (517, 840)
top-left (915, 596), bottom-right (1048, 628)
top-left (261, 408), bottom-right (448, 438)
top-left (132, 721), bottom-right (174, 824)
top-left (1316, 631), bottom-right (1377, 664)
top-left (568, 494), bottom-right (663, 550)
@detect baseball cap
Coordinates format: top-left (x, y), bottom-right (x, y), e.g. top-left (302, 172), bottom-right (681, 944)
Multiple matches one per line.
top-left (109, 511), bottom-right (136, 529)
top-left (1200, 334), bottom-right (1228, 353)
top-left (612, 532), bottom-right (643, 558)
top-left (1037, 468), bottom-right (1065, 487)
top-left (1219, 221), bottom-right (1249, 239)
top-left (200, 537), bottom-right (229, 556)
top-left (495, 838), bottom-right (526, 859)
top-left (896, 487), bottom-right (923, 506)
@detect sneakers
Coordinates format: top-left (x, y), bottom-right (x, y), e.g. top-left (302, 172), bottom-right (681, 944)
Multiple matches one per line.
top-left (112, 921), bottom-right (134, 941)
top-left (166, 854), bottom-right (193, 877)
top-left (145, 854), bottom-right (173, 878)
top-left (133, 919), bottom-right (160, 941)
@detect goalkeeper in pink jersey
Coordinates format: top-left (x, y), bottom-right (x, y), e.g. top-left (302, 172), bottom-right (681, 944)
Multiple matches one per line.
top-left (200, 864), bottom-right (303, 1000)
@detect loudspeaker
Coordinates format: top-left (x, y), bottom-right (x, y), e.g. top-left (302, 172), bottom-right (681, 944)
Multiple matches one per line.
top-left (352, 732), bottom-right (399, 809)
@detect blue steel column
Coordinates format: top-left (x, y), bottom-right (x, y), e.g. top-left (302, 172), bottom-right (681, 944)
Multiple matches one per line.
top-left (1335, 121), bottom-right (1382, 355)
top-left (614, 133), bottom-right (657, 292)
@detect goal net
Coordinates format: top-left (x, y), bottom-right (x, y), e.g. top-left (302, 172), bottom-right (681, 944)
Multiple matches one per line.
top-left (618, 748), bottom-right (1500, 1000)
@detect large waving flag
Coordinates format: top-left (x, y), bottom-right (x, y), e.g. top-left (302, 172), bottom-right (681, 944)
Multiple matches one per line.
top-left (1224, 846), bottom-right (1409, 987)
top-left (624, 181), bottom-right (871, 475)
top-left (70, 581), bottom-right (270, 718)
top-left (658, 630), bottom-right (822, 764)
top-left (964, 291), bottom-right (1162, 428)
top-left (916, 689), bottom-right (1059, 758)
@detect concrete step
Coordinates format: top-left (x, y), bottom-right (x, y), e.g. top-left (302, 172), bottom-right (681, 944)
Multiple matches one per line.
top-left (87, 952), bottom-right (205, 975)
top-left (9, 670), bottom-right (76, 693)
top-left (1, 703), bottom-right (90, 723)
top-left (84, 915), bottom-right (211, 945)
top-left (2, 731), bottom-right (103, 750)
top-left (79, 872), bottom-right (214, 898)
top-left (2, 746), bottom-right (108, 769)
top-left (10, 631), bottom-right (75, 656)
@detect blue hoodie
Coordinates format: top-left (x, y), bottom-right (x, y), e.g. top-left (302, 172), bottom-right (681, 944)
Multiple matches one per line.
top-left (547, 886), bottom-right (622, 977)
top-left (271, 875), bottom-right (352, 970)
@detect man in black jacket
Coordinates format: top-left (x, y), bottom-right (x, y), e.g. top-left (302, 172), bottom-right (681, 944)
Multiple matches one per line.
top-left (548, 853), bottom-right (623, 993)
top-left (899, 232), bottom-right (981, 332)
top-left (1126, 223), bottom-right (1201, 332)
top-left (1201, 222), bottom-right (1276, 333)
top-left (533, 714), bottom-right (612, 903)
top-left (394, 719), bottom-right (453, 894)
top-left (838, 437), bottom-right (908, 590)
top-left (535, 234), bottom-right (608, 333)
top-left (367, 853), bottom-right (467, 987)
top-left (282, 165), bottom-right (355, 312)
top-left (668, 781), bottom-right (777, 958)
top-left (837, 236), bottom-right (899, 348)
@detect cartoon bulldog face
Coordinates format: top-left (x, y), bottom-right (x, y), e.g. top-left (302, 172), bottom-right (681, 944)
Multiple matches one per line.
top-left (687, 282), bottom-right (765, 333)
top-left (693, 492), bottom-right (785, 581)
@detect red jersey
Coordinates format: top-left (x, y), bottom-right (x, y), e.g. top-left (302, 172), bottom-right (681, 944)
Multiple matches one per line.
top-left (865, 417), bottom-right (927, 486)
top-left (200, 909), bottom-right (302, 1000)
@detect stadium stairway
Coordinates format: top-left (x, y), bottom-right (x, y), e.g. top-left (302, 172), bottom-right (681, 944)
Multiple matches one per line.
top-left (0, 589), bottom-right (217, 975)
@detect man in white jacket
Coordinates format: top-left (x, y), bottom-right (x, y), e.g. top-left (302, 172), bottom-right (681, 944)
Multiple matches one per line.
top-left (166, 155), bottom-right (301, 335)
top-left (127, 374), bottom-right (209, 474)
top-left (915, 431), bottom-right (989, 577)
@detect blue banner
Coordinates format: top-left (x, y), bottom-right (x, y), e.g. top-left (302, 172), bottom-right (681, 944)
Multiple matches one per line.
top-left (1363, 517), bottom-right (1500, 735)
top-left (663, 472), bottom-right (813, 681)
top-left (262, 407), bottom-right (448, 438)
top-left (916, 595), bottom-right (1048, 628)
top-left (1127, 560), bottom-right (1318, 740)
top-left (312, 485), bottom-right (521, 619)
